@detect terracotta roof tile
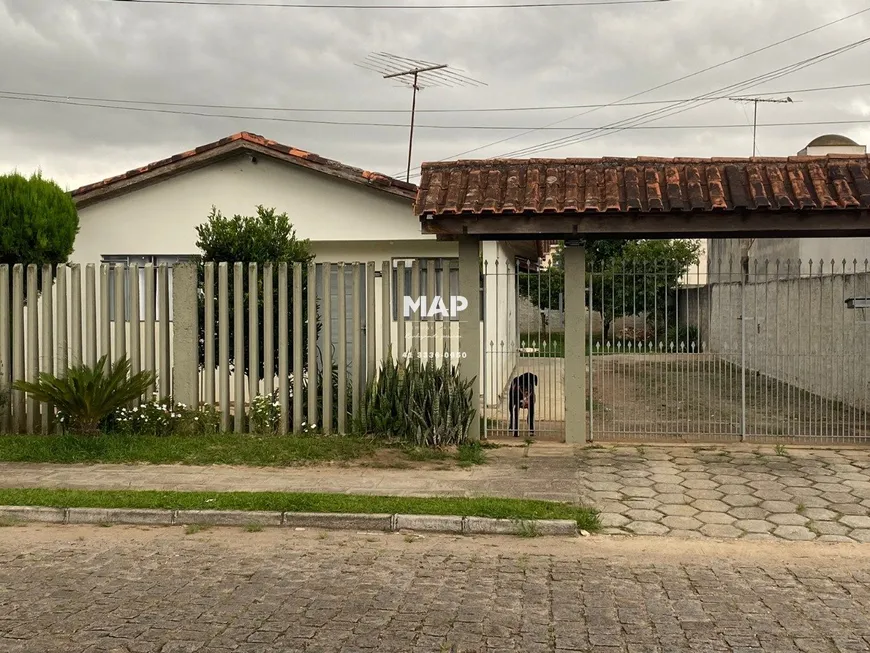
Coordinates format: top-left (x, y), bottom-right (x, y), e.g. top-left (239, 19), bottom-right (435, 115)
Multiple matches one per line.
top-left (73, 132), bottom-right (417, 203)
top-left (415, 156), bottom-right (870, 216)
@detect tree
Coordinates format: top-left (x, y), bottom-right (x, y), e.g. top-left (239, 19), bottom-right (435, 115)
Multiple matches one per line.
top-left (517, 248), bottom-right (564, 312)
top-left (520, 238), bottom-right (701, 339)
top-left (587, 239), bottom-right (701, 342)
top-left (195, 205), bottom-right (315, 382)
top-left (0, 171), bottom-right (79, 268)
top-left (0, 171), bottom-right (78, 408)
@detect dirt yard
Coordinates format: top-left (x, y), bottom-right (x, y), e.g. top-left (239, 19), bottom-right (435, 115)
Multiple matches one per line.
top-left (592, 354), bottom-right (870, 442)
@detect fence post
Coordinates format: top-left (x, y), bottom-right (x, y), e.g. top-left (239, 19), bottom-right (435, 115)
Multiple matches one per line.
top-left (157, 265), bottom-right (171, 400)
top-left (172, 263), bottom-right (199, 411)
top-left (564, 243), bottom-right (587, 443)
top-left (0, 266), bottom-right (9, 434)
top-left (26, 265), bottom-right (39, 434)
top-left (12, 266), bottom-right (25, 433)
top-left (308, 262), bottom-right (318, 429)
top-left (458, 236), bottom-right (481, 442)
top-left (740, 263), bottom-right (747, 441)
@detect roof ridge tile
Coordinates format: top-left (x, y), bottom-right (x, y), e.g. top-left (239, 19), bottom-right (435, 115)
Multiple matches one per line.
top-left (73, 132), bottom-right (416, 202)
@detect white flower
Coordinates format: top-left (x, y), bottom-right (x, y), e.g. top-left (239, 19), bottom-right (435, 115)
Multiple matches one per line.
top-left (311, 423), bottom-right (316, 429)
top-left (132, 407), bottom-right (138, 413)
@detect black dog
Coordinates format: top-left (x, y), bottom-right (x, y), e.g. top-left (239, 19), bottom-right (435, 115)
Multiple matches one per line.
top-left (508, 372), bottom-right (538, 438)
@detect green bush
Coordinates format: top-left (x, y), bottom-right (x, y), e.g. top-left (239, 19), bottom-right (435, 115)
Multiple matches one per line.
top-left (0, 172), bottom-right (79, 269)
top-left (360, 353), bottom-right (475, 447)
top-left (195, 205), bottom-right (315, 381)
top-left (12, 356), bottom-right (156, 435)
top-left (664, 325), bottom-right (700, 350)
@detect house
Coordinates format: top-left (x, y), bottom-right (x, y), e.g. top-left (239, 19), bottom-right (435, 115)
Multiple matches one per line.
top-left (707, 134), bottom-right (870, 276)
top-left (71, 131), bottom-right (544, 406)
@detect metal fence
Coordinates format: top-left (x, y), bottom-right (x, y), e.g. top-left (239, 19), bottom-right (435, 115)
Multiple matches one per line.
top-left (588, 258), bottom-right (870, 443)
top-left (483, 257), bottom-right (565, 440)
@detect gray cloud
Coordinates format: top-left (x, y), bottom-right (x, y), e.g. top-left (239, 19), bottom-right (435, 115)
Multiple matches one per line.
top-left (1, 0), bottom-right (869, 189)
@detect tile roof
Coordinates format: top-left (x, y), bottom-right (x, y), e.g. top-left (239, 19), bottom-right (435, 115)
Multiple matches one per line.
top-left (415, 156), bottom-right (870, 217)
top-left (73, 132), bottom-right (417, 205)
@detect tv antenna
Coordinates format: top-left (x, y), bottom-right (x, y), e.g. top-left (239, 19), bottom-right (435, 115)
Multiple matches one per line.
top-left (728, 96), bottom-right (795, 157)
top-left (356, 52), bottom-right (485, 182)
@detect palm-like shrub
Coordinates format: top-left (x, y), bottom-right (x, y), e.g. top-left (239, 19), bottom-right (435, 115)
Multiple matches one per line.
top-left (12, 356), bottom-right (156, 435)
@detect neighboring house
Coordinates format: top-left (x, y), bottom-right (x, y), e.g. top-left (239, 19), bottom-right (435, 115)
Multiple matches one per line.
top-left (708, 134), bottom-right (870, 276)
top-left (71, 131), bottom-right (543, 404)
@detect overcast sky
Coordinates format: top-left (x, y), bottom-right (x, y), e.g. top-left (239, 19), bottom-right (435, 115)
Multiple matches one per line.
top-left (2, 0), bottom-right (870, 191)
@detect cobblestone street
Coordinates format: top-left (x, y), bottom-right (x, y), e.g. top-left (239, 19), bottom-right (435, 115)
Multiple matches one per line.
top-left (3, 525), bottom-right (870, 652)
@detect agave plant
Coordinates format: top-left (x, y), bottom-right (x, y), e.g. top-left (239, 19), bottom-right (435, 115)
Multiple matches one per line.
top-left (359, 348), bottom-right (475, 446)
top-left (407, 356), bottom-right (475, 447)
top-left (12, 356), bottom-right (156, 435)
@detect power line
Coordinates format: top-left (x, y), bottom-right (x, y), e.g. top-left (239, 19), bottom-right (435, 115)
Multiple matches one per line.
top-left (496, 34), bottom-right (870, 159)
top-left (101, 0), bottom-right (670, 9)
top-left (402, 5), bottom-right (870, 175)
top-left (2, 81), bottom-right (868, 114)
top-left (3, 92), bottom-right (870, 132)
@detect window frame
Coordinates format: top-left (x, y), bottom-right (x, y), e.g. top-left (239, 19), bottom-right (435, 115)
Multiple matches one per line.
top-left (102, 254), bottom-right (196, 322)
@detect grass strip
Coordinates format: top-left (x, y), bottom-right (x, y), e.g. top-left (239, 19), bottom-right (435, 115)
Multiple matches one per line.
top-left (0, 488), bottom-right (600, 532)
top-left (0, 434), bottom-right (383, 466)
top-left (0, 434), bottom-right (489, 468)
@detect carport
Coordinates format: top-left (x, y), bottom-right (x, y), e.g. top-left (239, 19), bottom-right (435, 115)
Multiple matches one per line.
top-left (414, 155), bottom-right (870, 443)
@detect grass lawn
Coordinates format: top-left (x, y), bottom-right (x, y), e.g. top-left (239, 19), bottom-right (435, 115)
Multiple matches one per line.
top-left (519, 332), bottom-right (565, 358)
top-left (0, 433), bottom-right (488, 468)
top-left (0, 488), bottom-right (601, 531)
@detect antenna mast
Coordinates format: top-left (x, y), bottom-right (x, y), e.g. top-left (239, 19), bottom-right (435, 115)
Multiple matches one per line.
top-left (357, 52), bottom-right (485, 182)
top-left (728, 96), bottom-right (794, 157)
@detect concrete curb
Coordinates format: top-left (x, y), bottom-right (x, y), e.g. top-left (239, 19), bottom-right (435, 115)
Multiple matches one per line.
top-left (0, 506), bottom-right (580, 537)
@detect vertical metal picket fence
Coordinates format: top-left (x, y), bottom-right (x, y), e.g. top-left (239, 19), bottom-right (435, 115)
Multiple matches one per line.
top-left (483, 256), bottom-right (565, 440)
top-left (587, 258), bottom-right (870, 443)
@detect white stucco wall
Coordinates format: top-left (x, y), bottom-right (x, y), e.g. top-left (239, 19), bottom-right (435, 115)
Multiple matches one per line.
top-left (481, 241), bottom-right (522, 407)
top-left (72, 153), bottom-right (527, 409)
top-left (73, 153), bottom-right (428, 264)
top-left (708, 237), bottom-right (870, 278)
top-left (799, 239), bottom-right (870, 269)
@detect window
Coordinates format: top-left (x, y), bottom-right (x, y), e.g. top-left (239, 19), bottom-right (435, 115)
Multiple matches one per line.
top-left (391, 257), bottom-right (483, 321)
top-left (103, 255), bottom-right (195, 321)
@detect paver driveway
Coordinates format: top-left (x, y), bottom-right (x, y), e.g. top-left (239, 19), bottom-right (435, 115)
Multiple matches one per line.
top-left (3, 526), bottom-right (870, 652)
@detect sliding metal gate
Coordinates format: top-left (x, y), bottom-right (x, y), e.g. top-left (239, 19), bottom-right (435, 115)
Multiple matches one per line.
top-left (588, 257), bottom-right (870, 443)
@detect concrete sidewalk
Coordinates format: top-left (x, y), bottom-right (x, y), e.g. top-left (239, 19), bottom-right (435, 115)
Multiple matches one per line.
top-left (3, 442), bottom-right (870, 542)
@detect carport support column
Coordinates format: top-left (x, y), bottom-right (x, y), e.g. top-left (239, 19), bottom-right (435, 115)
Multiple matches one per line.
top-left (459, 236), bottom-right (482, 442)
top-left (564, 243), bottom-right (587, 443)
